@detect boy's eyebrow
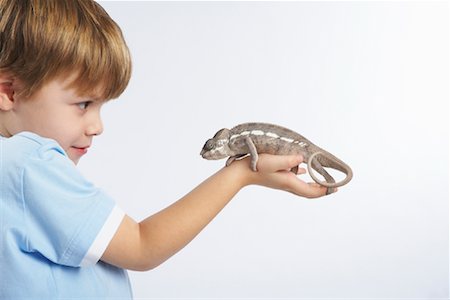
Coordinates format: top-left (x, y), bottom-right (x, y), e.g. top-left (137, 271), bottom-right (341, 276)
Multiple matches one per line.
top-left (70, 94), bottom-right (103, 103)
top-left (87, 96), bottom-right (102, 101)
top-left (75, 91), bottom-right (105, 102)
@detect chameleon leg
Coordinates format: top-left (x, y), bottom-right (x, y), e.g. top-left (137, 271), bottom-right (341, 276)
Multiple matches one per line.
top-left (244, 136), bottom-right (259, 172)
top-left (310, 154), bottom-right (336, 195)
top-left (226, 154), bottom-right (248, 167)
top-left (226, 156), bottom-right (237, 167)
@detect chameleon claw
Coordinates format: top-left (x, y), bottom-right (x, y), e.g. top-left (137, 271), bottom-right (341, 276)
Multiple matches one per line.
top-left (226, 156), bottom-right (236, 167)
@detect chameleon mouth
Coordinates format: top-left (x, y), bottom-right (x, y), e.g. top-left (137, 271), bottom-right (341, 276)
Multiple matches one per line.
top-left (200, 149), bottom-right (211, 159)
top-left (200, 150), bottom-right (213, 159)
top-left (200, 148), bottom-right (228, 160)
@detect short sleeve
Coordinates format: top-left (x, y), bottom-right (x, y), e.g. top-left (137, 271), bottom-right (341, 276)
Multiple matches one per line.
top-left (21, 140), bottom-right (124, 267)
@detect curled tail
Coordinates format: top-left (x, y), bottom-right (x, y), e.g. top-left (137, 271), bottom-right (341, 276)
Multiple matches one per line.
top-left (307, 151), bottom-right (353, 188)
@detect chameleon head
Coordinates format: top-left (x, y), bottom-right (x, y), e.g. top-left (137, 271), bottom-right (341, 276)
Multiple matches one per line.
top-left (200, 128), bottom-right (232, 160)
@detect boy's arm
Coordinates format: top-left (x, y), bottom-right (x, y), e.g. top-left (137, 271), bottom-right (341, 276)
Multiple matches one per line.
top-left (101, 154), bottom-right (330, 271)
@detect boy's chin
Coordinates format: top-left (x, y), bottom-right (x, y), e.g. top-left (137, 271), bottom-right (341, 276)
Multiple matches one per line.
top-left (68, 155), bottom-right (81, 165)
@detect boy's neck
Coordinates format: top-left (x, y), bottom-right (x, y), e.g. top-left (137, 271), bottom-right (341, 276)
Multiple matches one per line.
top-left (0, 123), bottom-right (11, 137)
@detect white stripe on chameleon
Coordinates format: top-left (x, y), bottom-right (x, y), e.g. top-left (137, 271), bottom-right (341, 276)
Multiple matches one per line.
top-left (280, 137), bottom-right (295, 143)
top-left (251, 130), bottom-right (265, 136)
top-left (228, 130), bottom-right (308, 147)
top-left (265, 132), bottom-right (279, 138)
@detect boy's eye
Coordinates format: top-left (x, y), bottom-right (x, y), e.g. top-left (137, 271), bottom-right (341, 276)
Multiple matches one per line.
top-left (77, 101), bottom-right (92, 110)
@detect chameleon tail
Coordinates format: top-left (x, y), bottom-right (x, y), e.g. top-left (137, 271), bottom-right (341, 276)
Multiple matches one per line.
top-left (307, 151), bottom-right (353, 188)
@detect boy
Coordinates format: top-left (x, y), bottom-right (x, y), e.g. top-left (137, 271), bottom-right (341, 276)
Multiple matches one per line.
top-left (0, 0), bottom-right (330, 298)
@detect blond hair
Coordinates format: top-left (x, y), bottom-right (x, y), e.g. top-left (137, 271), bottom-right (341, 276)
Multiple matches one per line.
top-left (0, 0), bottom-right (131, 100)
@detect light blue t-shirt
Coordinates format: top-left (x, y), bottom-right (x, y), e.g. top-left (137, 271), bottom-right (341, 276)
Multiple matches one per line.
top-left (0, 132), bottom-right (132, 299)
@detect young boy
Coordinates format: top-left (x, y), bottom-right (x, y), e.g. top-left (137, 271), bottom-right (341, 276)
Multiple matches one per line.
top-left (0, 1), bottom-right (330, 298)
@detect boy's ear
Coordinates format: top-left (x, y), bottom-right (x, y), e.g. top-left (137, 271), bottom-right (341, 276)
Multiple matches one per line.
top-left (0, 75), bottom-right (15, 111)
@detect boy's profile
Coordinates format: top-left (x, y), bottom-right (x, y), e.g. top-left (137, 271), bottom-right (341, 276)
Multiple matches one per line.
top-left (0, 0), bottom-right (330, 298)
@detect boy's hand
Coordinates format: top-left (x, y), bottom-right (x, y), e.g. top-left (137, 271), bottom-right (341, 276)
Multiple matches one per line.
top-left (234, 154), bottom-right (333, 198)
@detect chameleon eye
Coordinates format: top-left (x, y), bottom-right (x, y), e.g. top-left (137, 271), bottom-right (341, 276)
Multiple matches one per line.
top-left (206, 139), bottom-right (215, 150)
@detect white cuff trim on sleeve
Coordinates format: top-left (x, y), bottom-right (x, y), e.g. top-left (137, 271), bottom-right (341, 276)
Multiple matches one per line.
top-left (80, 205), bottom-right (125, 267)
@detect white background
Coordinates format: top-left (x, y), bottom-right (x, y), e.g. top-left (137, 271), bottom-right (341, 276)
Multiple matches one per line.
top-left (82, 1), bottom-right (449, 299)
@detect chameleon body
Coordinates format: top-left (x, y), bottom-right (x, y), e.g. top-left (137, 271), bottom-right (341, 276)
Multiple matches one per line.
top-left (200, 122), bottom-right (353, 195)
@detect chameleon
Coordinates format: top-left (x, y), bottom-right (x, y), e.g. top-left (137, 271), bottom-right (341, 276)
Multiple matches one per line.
top-left (200, 122), bottom-right (353, 195)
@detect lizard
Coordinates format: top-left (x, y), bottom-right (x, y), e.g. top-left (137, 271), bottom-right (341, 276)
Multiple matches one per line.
top-left (200, 122), bottom-right (353, 195)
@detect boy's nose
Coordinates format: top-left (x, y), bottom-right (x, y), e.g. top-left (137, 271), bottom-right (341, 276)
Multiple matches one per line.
top-left (86, 114), bottom-right (104, 136)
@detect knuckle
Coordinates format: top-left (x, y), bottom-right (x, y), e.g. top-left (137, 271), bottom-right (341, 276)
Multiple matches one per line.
top-left (288, 156), bottom-right (299, 166)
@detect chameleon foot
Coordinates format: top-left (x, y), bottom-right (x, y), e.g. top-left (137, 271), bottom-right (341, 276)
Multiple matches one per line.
top-left (326, 187), bottom-right (335, 195)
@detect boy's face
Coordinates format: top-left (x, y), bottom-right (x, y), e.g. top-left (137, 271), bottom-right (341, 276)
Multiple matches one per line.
top-left (6, 76), bottom-right (105, 165)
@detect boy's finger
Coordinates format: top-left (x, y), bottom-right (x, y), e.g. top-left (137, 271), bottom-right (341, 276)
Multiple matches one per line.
top-left (291, 181), bottom-right (333, 199)
top-left (304, 183), bottom-right (329, 198)
top-left (296, 167), bottom-right (307, 175)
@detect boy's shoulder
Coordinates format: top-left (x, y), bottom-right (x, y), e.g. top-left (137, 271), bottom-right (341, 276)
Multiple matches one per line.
top-left (1, 131), bottom-right (66, 165)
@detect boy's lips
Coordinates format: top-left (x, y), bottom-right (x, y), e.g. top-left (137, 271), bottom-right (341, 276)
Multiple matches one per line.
top-left (71, 145), bottom-right (89, 155)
